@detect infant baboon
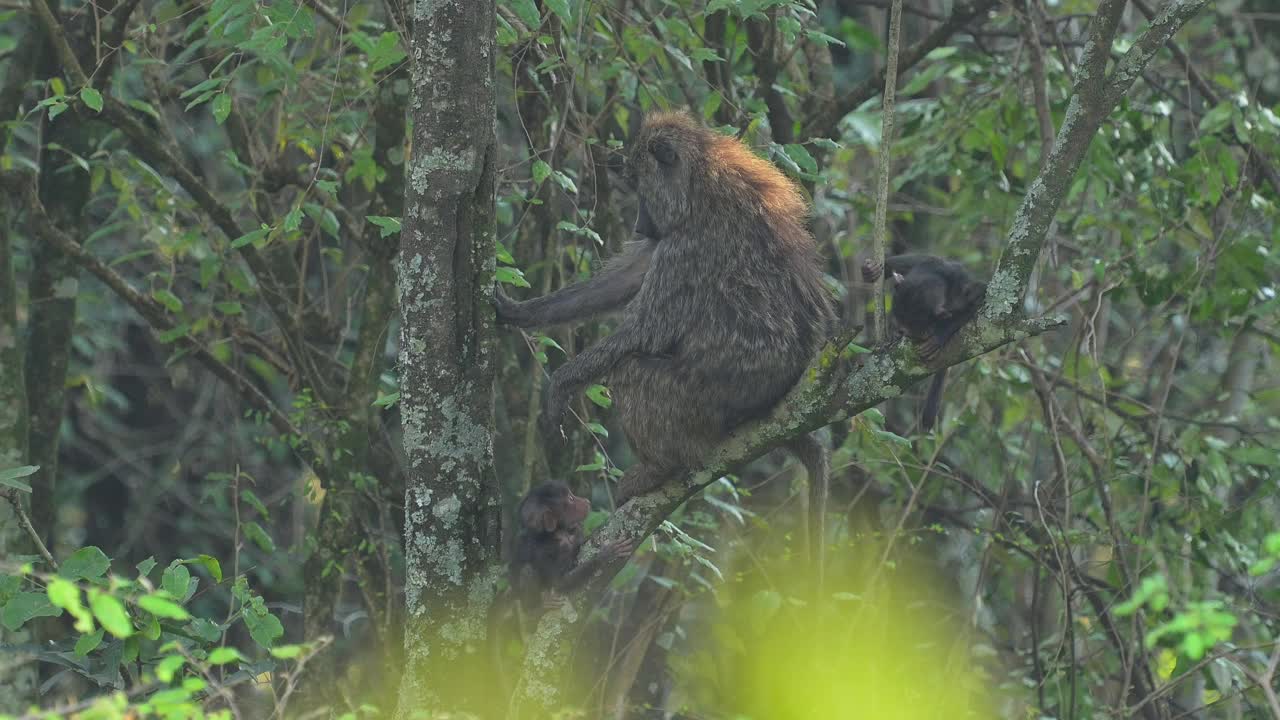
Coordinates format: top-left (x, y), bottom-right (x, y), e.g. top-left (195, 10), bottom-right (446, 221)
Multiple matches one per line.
top-left (862, 254), bottom-right (986, 429)
top-left (511, 482), bottom-right (634, 609)
top-left (498, 111), bottom-right (835, 503)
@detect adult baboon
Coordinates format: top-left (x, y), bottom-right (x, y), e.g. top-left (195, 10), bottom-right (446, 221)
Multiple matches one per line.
top-left (498, 111), bottom-right (834, 502)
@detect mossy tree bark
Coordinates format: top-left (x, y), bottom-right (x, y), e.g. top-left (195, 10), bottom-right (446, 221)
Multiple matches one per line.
top-left (393, 1), bottom-right (502, 716)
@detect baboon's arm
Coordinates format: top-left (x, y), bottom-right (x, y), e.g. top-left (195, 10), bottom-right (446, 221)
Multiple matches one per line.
top-left (496, 240), bottom-right (655, 329)
top-left (861, 253), bottom-right (939, 282)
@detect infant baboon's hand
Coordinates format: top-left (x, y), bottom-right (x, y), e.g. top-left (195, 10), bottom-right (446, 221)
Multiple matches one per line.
top-left (603, 538), bottom-right (638, 559)
top-left (861, 258), bottom-right (883, 283)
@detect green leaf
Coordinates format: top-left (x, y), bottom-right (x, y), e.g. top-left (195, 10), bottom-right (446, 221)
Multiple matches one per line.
top-left (531, 160), bottom-right (552, 185)
top-left (60, 547), bottom-right (111, 581)
top-left (1199, 103), bottom-right (1233, 134)
top-left (206, 647), bottom-right (243, 665)
top-left (186, 555), bottom-right (222, 583)
top-left (244, 521), bottom-right (277, 553)
top-left (0, 465), bottom-right (37, 493)
top-left (551, 170), bottom-right (577, 194)
top-left (372, 391), bottom-right (400, 408)
top-left (79, 87), bottom-right (104, 112)
top-left (366, 215), bottom-right (401, 237)
top-left (189, 617), bottom-right (222, 643)
top-left (241, 489), bottom-right (269, 518)
top-left (495, 241), bottom-right (515, 264)
top-left (782, 144), bottom-right (818, 176)
top-left (74, 627), bottom-right (105, 656)
top-left (162, 563), bottom-right (192, 600)
top-left (585, 384), bottom-right (612, 409)
top-left (155, 654), bottom-right (186, 683)
top-left (366, 31), bottom-right (406, 73)
top-left (303, 203), bottom-right (340, 240)
top-left (48, 101), bottom-right (68, 120)
top-left (284, 206), bottom-right (304, 232)
top-left (2, 592), bottom-right (62, 631)
top-left (543, 0), bottom-right (570, 22)
top-left (242, 607), bottom-right (284, 649)
top-left (496, 266), bottom-right (531, 288)
top-left (136, 557), bottom-right (157, 578)
top-left (507, 0), bottom-right (540, 29)
top-left (270, 644), bottom-right (304, 659)
top-left (212, 93), bottom-right (232, 124)
top-left (231, 225), bottom-right (271, 249)
top-left (138, 594), bottom-right (191, 621)
top-left (89, 590), bottom-right (134, 638)
top-left (46, 577), bottom-right (92, 633)
top-left (153, 289), bottom-right (184, 313)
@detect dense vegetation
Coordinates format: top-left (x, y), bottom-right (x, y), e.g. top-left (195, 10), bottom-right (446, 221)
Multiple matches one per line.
top-left (1, 0), bottom-right (1276, 718)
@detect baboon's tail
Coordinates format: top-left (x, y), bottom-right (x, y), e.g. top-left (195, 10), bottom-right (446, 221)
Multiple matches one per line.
top-left (786, 432), bottom-right (830, 492)
top-left (921, 368), bottom-right (948, 431)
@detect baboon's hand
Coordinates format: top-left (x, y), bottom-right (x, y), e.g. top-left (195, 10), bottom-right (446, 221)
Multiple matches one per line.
top-left (916, 337), bottom-right (943, 363)
top-left (861, 258), bottom-right (883, 283)
top-left (541, 591), bottom-right (571, 613)
top-left (494, 288), bottom-right (526, 326)
top-left (540, 383), bottom-right (570, 444)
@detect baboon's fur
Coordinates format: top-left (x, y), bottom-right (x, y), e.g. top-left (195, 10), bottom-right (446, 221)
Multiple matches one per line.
top-left (499, 111), bottom-right (835, 501)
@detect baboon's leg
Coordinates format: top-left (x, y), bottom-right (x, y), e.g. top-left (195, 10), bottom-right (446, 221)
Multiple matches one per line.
top-left (615, 463), bottom-right (672, 504)
top-left (541, 329), bottom-right (646, 438)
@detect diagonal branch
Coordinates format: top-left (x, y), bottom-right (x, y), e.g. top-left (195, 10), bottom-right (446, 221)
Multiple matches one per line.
top-left (27, 0), bottom-right (339, 402)
top-left (1, 170), bottom-right (317, 470)
top-left (990, 0), bottom-right (1211, 313)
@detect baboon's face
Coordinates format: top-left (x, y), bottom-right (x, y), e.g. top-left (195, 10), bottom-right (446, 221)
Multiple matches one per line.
top-left (626, 121), bottom-right (698, 240)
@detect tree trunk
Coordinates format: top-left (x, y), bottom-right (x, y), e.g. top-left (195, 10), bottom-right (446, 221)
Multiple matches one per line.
top-left (0, 218), bottom-right (37, 715)
top-left (393, 1), bottom-right (501, 716)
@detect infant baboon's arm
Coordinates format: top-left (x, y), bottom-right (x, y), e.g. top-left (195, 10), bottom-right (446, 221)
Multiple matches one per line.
top-left (496, 240), bottom-right (656, 329)
top-left (860, 253), bottom-right (937, 284)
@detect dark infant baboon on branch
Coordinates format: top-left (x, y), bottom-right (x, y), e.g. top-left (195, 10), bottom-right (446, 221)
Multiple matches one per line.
top-left (862, 254), bottom-right (986, 430)
top-left (498, 111), bottom-right (835, 503)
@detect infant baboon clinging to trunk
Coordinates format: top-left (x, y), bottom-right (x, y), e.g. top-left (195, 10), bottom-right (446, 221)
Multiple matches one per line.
top-left (498, 111), bottom-right (835, 503)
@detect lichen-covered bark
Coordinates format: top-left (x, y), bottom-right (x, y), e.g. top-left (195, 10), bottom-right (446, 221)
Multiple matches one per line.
top-left (394, 0), bottom-right (501, 716)
top-left (0, 220), bottom-right (37, 715)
